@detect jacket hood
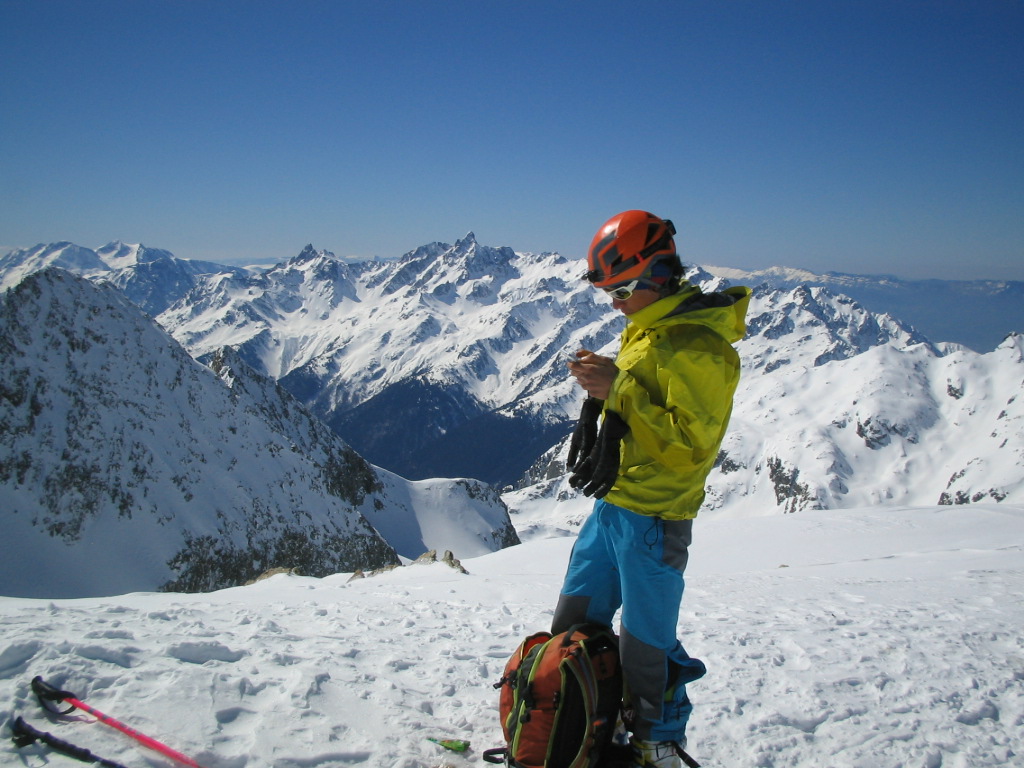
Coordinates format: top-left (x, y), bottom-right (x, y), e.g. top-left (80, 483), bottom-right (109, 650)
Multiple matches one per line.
top-left (630, 283), bottom-right (751, 344)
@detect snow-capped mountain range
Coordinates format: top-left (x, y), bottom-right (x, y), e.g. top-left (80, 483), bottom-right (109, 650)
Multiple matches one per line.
top-left (159, 236), bottom-right (617, 485)
top-left (703, 263), bottom-right (1023, 354)
top-left (0, 269), bottom-right (517, 598)
top-left (2, 237), bottom-right (1022, 572)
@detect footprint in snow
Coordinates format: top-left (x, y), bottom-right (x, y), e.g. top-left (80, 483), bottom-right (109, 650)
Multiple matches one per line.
top-left (0, 641), bottom-right (44, 679)
top-left (167, 641), bottom-right (246, 664)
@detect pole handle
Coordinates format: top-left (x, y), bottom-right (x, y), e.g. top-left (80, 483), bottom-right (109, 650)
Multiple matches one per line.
top-left (31, 676), bottom-right (77, 715)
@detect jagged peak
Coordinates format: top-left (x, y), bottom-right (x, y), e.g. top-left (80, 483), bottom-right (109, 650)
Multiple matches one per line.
top-left (450, 233), bottom-right (517, 266)
top-left (454, 231), bottom-right (477, 249)
top-left (292, 244), bottom-right (338, 264)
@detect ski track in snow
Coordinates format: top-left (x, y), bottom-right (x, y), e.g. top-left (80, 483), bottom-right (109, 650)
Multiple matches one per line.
top-left (2, 506), bottom-right (1023, 768)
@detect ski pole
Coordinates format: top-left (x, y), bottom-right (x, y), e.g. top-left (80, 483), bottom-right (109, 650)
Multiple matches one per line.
top-left (31, 677), bottom-right (209, 768)
top-left (673, 742), bottom-right (701, 768)
top-left (11, 716), bottom-right (131, 768)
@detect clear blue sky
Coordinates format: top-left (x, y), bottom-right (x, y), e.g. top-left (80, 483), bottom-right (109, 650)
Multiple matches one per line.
top-left (2, 0), bottom-right (1022, 280)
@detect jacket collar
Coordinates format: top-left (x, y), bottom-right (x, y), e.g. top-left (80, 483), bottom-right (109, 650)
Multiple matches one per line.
top-left (626, 284), bottom-right (701, 330)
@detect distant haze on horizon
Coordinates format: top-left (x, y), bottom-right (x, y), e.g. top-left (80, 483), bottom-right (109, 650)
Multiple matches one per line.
top-left (1, 1), bottom-right (1021, 282)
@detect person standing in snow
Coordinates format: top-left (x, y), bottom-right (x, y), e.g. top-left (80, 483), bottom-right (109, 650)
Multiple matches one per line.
top-left (553, 210), bottom-right (750, 768)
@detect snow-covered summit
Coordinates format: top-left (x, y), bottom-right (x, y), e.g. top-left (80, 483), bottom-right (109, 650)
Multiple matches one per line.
top-left (0, 242), bottom-right (111, 290)
top-left (95, 240), bottom-right (176, 269)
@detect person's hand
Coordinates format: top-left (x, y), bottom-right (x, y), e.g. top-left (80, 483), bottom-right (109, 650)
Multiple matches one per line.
top-left (567, 349), bottom-right (618, 400)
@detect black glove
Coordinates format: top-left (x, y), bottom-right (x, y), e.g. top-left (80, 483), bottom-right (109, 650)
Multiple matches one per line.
top-left (566, 397), bottom-right (604, 471)
top-left (569, 410), bottom-right (629, 498)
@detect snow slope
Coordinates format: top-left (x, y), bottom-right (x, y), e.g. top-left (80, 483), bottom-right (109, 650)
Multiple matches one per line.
top-left (0, 270), bottom-right (517, 598)
top-left (2, 504), bottom-right (1021, 768)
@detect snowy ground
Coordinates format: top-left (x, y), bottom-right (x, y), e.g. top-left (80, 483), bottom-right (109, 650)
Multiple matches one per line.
top-left (2, 504), bottom-right (1022, 768)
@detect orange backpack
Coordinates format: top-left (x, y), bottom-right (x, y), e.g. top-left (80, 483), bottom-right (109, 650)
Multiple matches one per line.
top-left (483, 624), bottom-right (624, 768)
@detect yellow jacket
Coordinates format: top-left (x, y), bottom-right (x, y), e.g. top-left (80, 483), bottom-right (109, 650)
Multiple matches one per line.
top-left (603, 283), bottom-right (751, 519)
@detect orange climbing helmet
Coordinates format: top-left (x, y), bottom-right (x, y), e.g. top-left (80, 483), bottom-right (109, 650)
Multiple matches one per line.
top-left (585, 210), bottom-right (678, 288)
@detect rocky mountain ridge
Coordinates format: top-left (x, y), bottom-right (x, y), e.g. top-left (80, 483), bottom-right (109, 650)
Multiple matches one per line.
top-left (0, 268), bottom-right (518, 598)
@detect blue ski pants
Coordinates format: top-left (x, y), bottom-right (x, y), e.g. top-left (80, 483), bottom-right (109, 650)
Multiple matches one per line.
top-left (551, 499), bottom-right (706, 743)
